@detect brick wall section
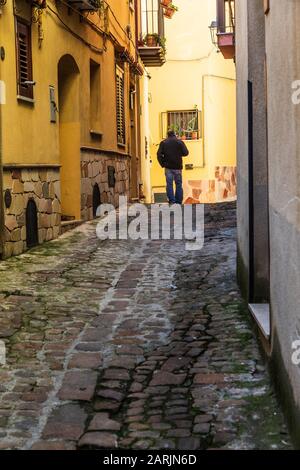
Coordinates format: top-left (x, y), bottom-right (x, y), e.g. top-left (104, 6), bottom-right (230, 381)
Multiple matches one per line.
top-left (81, 151), bottom-right (130, 221)
top-left (2, 168), bottom-right (61, 258)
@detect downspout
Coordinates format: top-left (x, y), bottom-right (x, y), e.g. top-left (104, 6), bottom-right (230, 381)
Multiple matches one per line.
top-left (0, 14), bottom-right (4, 259)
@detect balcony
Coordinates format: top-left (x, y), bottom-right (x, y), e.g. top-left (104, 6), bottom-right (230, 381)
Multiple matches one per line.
top-left (138, 41), bottom-right (166, 67)
top-left (67, 0), bottom-right (100, 11)
top-left (138, 0), bottom-right (166, 67)
top-left (217, 31), bottom-right (235, 59)
top-left (210, 0), bottom-right (235, 60)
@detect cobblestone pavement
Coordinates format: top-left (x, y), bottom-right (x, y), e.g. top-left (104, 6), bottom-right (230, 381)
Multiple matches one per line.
top-left (0, 202), bottom-right (291, 450)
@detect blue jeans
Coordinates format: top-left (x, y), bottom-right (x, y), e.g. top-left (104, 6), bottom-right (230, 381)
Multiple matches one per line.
top-left (165, 169), bottom-right (183, 204)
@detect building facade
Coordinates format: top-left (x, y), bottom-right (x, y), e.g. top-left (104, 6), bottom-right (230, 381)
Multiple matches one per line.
top-left (147, 0), bottom-right (236, 204)
top-left (0, 0), bottom-right (168, 258)
top-left (236, 0), bottom-right (300, 445)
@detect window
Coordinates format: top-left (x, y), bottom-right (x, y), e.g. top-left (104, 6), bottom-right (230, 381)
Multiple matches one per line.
top-left (116, 65), bottom-right (126, 145)
top-left (217, 0), bottom-right (235, 33)
top-left (141, 0), bottom-right (164, 37)
top-left (162, 110), bottom-right (202, 140)
top-left (90, 60), bottom-right (101, 132)
top-left (15, 18), bottom-right (33, 99)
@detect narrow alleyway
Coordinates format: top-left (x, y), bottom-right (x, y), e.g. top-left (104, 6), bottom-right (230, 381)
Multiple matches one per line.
top-left (0, 203), bottom-right (291, 450)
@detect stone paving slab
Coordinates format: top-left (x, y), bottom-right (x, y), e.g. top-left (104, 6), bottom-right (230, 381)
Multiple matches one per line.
top-left (0, 202), bottom-right (292, 450)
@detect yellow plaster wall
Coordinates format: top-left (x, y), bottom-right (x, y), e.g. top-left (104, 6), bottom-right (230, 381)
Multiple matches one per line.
top-left (148, 0), bottom-right (236, 199)
top-left (0, 0), bottom-right (140, 217)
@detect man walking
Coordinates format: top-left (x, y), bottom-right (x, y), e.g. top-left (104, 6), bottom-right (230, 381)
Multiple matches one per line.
top-left (157, 130), bottom-right (189, 204)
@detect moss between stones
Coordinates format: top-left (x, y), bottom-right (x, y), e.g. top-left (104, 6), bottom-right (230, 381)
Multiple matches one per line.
top-left (269, 330), bottom-right (300, 449)
top-left (237, 393), bottom-right (290, 449)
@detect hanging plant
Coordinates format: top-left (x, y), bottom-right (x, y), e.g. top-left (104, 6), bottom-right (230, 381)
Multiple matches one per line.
top-left (164, 4), bottom-right (179, 19)
top-left (161, 0), bottom-right (172, 7)
top-left (144, 33), bottom-right (159, 48)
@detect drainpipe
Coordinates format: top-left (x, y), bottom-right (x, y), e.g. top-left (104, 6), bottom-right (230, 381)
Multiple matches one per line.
top-left (0, 19), bottom-right (4, 259)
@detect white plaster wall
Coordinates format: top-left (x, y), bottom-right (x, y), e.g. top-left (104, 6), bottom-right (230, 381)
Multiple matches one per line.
top-left (235, 0), bottom-right (249, 290)
top-left (265, 1), bottom-right (300, 406)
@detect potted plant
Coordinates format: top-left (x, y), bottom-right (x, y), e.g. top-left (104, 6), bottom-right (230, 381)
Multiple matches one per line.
top-left (161, 0), bottom-right (172, 7)
top-left (164, 3), bottom-right (178, 19)
top-left (144, 33), bottom-right (159, 47)
top-left (158, 36), bottom-right (167, 54)
top-left (186, 116), bottom-right (198, 140)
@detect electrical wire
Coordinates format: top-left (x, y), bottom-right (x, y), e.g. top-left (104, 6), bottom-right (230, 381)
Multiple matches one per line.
top-left (47, 3), bottom-right (104, 53)
top-left (56, 0), bottom-right (150, 76)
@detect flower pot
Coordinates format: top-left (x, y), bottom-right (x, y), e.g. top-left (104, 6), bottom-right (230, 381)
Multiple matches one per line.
top-left (164, 7), bottom-right (176, 19)
top-left (146, 35), bottom-right (158, 47)
top-left (191, 131), bottom-right (198, 140)
top-left (180, 135), bottom-right (187, 141)
top-left (161, 0), bottom-right (172, 7)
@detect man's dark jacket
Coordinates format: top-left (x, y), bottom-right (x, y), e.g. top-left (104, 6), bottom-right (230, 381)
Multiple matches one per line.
top-left (157, 136), bottom-right (189, 170)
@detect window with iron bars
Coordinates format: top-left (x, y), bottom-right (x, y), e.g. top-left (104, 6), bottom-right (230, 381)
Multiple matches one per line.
top-left (161, 110), bottom-right (202, 140)
top-left (217, 0), bottom-right (235, 33)
top-left (140, 0), bottom-right (164, 38)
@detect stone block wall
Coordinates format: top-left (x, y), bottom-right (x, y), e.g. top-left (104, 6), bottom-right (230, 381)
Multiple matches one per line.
top-left (183, 166), bottom-right (237, 204)
top-left (2, 167), bottom-right (61, 258)
top-left (81, 151), bottom-right (130, 221)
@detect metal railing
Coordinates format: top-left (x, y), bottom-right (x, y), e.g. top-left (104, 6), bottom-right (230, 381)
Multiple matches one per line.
top-left (140, 0), bottom-right (165, 39)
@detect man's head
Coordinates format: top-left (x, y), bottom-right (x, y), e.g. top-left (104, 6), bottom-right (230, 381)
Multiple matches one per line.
top-left (167, 130), bottom-right (176, 138)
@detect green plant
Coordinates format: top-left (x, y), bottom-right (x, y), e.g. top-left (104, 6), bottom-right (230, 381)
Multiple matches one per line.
top-left (186, 116), bottom-right (197, 132)
top-left (144, 33), bottom-right (159, 47)
top-left (168, 123), bottom-right (180, 135)
top-left (143, 34), bottom-right (166, 53)
top-left (158, 36), bottom-right (167, 54)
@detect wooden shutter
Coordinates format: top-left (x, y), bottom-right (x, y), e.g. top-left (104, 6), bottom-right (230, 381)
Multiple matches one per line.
top-left (16, 19), bottom-right (33, 99)
top-left (116, 66), bottom-right (125, 145)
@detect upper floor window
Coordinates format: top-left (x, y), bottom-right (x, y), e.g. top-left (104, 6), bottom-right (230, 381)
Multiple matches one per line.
top-left (15, 18), bottom-right (33, 100)
top-left (217, 0), bottom-right (235, 33)
top-left (140, 0), bottom-right (164, 38)
top-left (116, 65), bottom-right (126, 145)
top-left (90, 60), bottom-right (101, 133)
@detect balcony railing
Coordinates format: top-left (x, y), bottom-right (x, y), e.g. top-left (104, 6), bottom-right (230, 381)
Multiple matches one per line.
top-left (67, 0), bottom-right (100, 11)
top-left (210, 0), bottom-right (235, 60)
top-left (138, 0), bottom-right (166, 67)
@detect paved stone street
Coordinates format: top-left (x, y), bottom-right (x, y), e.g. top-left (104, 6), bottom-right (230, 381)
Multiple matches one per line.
top-left (0, 203), bottom-right (291, 450)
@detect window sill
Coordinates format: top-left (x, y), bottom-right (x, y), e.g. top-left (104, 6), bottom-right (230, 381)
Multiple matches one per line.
top-left (90, 129), bottom-right (103, 137)
top-left (248, 303), bottom-right (271, 340)
top-left (117, 142), bottom-right (126, 149)
top-left (17, 95), bottom-right (35, 105)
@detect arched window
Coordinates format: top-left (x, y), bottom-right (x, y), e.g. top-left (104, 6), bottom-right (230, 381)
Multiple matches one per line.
top-left (26, 199), bottom-right (38, 248)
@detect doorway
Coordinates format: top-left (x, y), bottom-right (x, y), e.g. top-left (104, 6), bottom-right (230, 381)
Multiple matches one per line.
top-left (92, 183), bottom-right (101, 218)
top-left (26, 199), bottom-right (38, 248)
top-left (248, 80), bottom-right (270, 304)
top-left (58, 54), bottom-right (81, 221)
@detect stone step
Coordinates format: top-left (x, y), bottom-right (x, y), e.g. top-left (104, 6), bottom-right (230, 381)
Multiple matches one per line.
top-left (61, 219), bottom-right (83, 234)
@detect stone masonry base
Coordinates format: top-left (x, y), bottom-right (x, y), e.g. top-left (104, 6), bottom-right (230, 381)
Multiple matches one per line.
top-left (81, 151), bottom-right (130, 221)
top-left (2, 167), bottom-right (61, 259)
